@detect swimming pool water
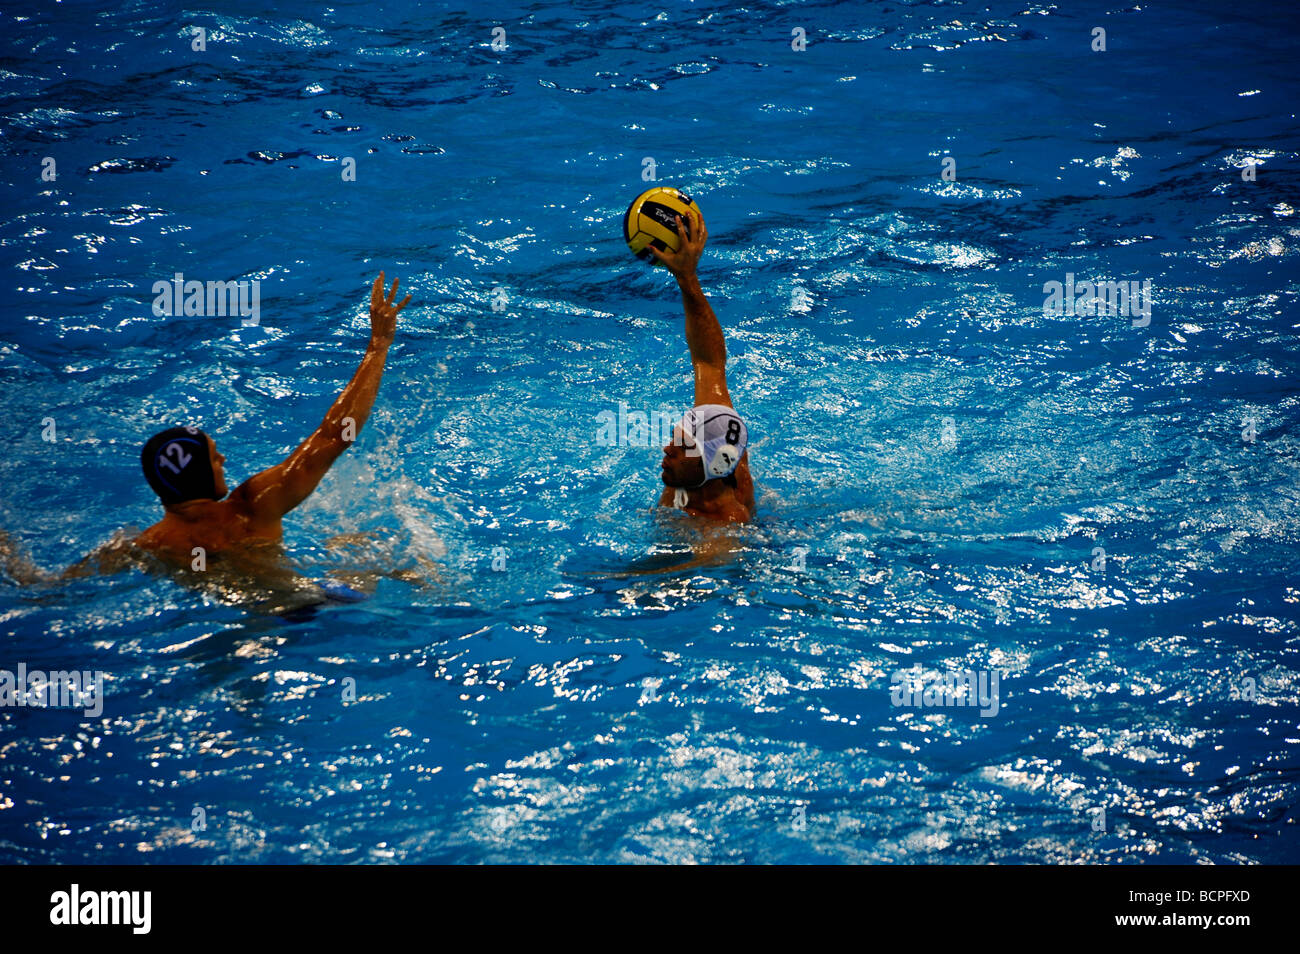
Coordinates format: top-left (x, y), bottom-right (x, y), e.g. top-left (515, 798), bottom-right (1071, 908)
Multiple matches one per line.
top-left (1, 0), bottom-right (1298, 863)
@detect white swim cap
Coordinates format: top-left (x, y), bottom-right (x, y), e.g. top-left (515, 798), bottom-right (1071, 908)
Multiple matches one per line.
top-left (681, 404), bottom-right (748, 485)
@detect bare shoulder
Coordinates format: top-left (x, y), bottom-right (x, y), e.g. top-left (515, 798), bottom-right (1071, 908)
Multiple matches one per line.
top-left (728, 495), bottom-right (754, 523)
top-left (133, 519), bottom-right (166, 549)
top-left (131, 518), bottom-right (191, 561)
top-left (734, 454), bottom-right (756, 515)
top-left (134, 497), bottom-right (279, 558)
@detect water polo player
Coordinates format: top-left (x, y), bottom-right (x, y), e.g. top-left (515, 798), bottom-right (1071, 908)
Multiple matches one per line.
top-left (647, 208), bottom-right (755, 523)
top-left (134, 273), bottom-right (410, 561)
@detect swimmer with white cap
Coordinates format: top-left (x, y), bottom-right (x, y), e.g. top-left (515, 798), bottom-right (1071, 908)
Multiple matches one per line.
top-left (647, 208), bottom-right (755, 523)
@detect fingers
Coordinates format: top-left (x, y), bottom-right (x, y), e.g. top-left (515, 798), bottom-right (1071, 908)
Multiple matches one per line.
top-left (370, 273), bottom-right (407, 310)
top-left (648, 245), bottom-right (678, 270)
top-left (677, 210), bottom-right (704, 248)
top-left (691, 208), bottom-right (706, 245)
top-left (394, 293), bottom-right (412, 313)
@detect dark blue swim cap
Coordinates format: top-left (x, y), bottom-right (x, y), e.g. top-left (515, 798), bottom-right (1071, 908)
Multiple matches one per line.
top-left (141, 426), bottom-right (220, 505)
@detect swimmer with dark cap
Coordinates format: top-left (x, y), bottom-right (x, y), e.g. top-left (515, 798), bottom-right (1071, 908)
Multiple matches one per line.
top-left (647, 208), bottom-right (755, 523)
top-left (135, 273), bottom-right (410, 561)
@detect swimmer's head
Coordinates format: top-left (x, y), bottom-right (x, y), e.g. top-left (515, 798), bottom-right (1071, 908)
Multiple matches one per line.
top-left (141, 426), bottom-right (228, 506)
top-left (660, 405), bottom-right (748, 489)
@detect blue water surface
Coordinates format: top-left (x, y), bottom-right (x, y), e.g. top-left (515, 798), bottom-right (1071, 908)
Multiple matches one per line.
top-left (1, 0), bottom-right (1298, 863)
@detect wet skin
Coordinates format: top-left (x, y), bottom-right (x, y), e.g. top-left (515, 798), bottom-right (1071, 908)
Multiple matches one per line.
top-left (134, 273), bottom-right (411, 566)
top-left (648, 208), bottom-right (755, 524)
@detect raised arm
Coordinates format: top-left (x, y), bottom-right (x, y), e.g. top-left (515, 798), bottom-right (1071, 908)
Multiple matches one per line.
top-left (232, 273), bottom-right (410, 520)
top-left (648, 209), bottom-right (733, 408)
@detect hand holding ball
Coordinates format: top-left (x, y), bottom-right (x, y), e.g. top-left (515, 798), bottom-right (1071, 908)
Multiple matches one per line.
top-left (623, 187), bottom-right (705, 266)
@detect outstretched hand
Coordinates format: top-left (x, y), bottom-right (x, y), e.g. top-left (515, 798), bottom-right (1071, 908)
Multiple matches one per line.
top-left (369, 271), bottom-right (411, 344)
top-left (648, 207), bottom-right (707, 280)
